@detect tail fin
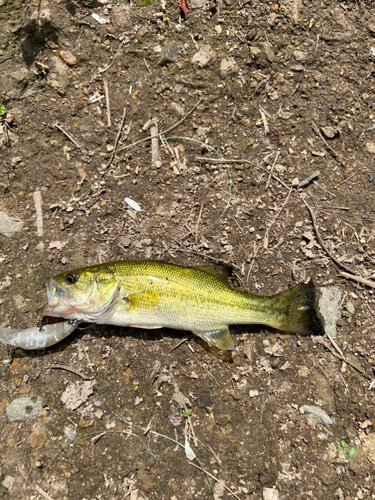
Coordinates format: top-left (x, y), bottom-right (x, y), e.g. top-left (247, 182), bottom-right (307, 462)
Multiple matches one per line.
top-left (271, 281), bottom-right (324, 336)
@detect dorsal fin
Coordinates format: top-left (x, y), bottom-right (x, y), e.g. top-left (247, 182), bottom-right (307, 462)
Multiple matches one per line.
top-left (193, 264), bottom-right (229, 284)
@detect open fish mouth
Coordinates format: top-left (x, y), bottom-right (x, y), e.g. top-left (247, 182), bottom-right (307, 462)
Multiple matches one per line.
top-left (40, 278), bottom-right (75, 318)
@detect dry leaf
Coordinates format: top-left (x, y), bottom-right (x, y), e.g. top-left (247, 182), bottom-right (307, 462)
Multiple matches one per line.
top-left (179, 0), bottom-right (189, 20)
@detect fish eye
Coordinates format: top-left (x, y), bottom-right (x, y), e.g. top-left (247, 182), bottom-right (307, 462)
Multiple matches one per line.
top-left (65, 273), bottom-right (78, 285)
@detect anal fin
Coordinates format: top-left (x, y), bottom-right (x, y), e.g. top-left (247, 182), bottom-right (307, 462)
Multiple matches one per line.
top-left (192, 326), bottom-right (234, 350)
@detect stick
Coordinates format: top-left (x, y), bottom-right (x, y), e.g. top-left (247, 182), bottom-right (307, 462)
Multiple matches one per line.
top-left (337, 170), bottom-right (358, 187)
top-left (300, 196), bottom-right (357, 275)
top-left (35, 485), bottom-right (55, 500)
top-left (298, 171), bottom-right (319, 188)
top-left (143, 57), bottom-right (151, 74)
top-left (196, 157), bottom-right (291, 190)
top-left (112, 98), bottom-right (203, 155)
top-left (150, 122), bottom-right (159, 166)
top-left (264, 186), bottom-right (293, 249)
top-left (311, 120), bottom-right (349, 162)
top-left (103, 107), bottom-right (127, 175)
top-left (339, 272), bottom-right (375, 289)
top-left (265, 151), bottom-right (280, 190)
top-left (98, 40), bottom-right (123, 74)
top-left (259, 105), bottom-right (270, 134)
top-left (104, 80), bottom-right (111, 128)
top-left (188, 463), bottom-right (241, 500)
top-left (195, 199), bottom-right (205, 243)
top-left (33, 190), bottom-right (43, 236)
top-left (313, 337), bottom-right (371, 380)
top-left (54, 122), bottom-right (81, 148)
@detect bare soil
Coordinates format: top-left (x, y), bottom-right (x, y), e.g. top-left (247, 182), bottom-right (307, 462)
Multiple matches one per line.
top-left (1, 0), bottom-right (375, 499)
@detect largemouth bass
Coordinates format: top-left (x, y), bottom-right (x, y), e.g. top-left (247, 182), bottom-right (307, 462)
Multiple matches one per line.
top-left (40, 260), bottom-right (324, 350)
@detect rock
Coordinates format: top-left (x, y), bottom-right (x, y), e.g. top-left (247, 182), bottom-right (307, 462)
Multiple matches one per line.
top-left (290, 63), bottom-right (304, 72)
top-left (263, 487), bottom-right (279, 500)
top-left (216, 414), bottom-right (231, 426)
top-left (59, 50), bottom-right (77, 66)
top-left (366, 142), bottom-right (375, 154)
top-left (317, 286), bottom-right (342, 338)
top-left (367, 23), bottom-right (375, 36)
top-left (6, 396), bottom-right (44, 422)
top-left (170, 101), bottom-right (185, 116)
top-left (299, 405), bottom-right (334, 427)
top-left (157, 42), bottom-right (179, 65)
top-left (9, 68), bottom-right (28, 83)
top-left (191, 44), bottom-right (215, 68)
top-left (293, 50), bottom-right (307, 62)
top-left (215, 25), bottom-right (222, 34)
top-left (137, 470), bottom-right (158, 493)
top-left (1, 476), bottom-right (15, 490)
top-left (346, 301), bottom-right (355, 314)
top-left (249, 42), bottom-right (275, 66)
top-left (321, 126), bottom-right (337, 139)
top-left (0, 211), bottom-right (24, 237)
top-left (190, 0), bottom-right (208, 6)
top-left (219, 58), bottom-right (236, 77)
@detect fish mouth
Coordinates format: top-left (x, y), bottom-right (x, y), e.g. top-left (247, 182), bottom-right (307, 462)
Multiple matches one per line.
top-left (40, 278), bottom-right (76, 318)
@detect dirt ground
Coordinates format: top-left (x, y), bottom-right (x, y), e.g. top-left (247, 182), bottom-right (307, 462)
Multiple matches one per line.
top-left (1, 0), bottom-right (375, 498)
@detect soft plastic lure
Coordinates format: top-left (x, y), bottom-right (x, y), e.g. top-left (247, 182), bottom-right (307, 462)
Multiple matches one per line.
top-left (0, 320), bottom-right (78, 350)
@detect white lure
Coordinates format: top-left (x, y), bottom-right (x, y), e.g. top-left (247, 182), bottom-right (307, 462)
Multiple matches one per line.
top-left (0, 321), bottom-right (78, 350)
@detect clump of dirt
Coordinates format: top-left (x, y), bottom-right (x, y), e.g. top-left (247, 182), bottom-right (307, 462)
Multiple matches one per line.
top-left (1, 0), bottom-right (375, 499)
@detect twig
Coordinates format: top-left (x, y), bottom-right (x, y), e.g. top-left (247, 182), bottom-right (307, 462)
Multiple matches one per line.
top-left (54, 122), bottom-right (81, 148)
top-left (102, 107), bottom-right (127, 176)
top-left (300, 196), bottom-right (356, 275)
top-left (311, 120), bottom-right (349, 162)
top-left (195, 199), bottom-right (205, 243)
top-left (143, 57), bottom-right (151, 74)
top-left (313, 181), bottom-right (336, 198)
top-left (49, 364), bottom-right (89, 380)
top-left (33, 190), bottom-right (43, 237)
top-left (35, 486), bottom-right (55, 500)
top-left (112, 98), bottom-right (203, 156)
top-left (337, 170), bottom-right (358, 187)
top-left (298, 171), bottom-right (319, 188)
top-left (197, 359), bottom-right (221, 387)
top-left (339, 272), bottom-right (375, 289)
top-left (98, 40), bottom-right (123, 74)
top-left (265, 151), bottom-right (280, 190)
top-left (170, 338), bottom-right (188, 351)
top-left (246, 241), bottom-right (259, 283)
top-left (313, 337), bottom-right (371, 380)
top-left (150, 121), bottom-right (159, 166)
top-left (264, 186), bottom-right (293, 249)
top-left (188, 463), bottom-right (241, 500)
top-left (104, 80), bottom-right (111, 128)
top-left (196, 157), bottom-right (291, 190)
top-left (259, 105), bottom-right (270, 135)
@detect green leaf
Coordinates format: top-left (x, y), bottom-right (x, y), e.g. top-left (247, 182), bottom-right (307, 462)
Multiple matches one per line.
top-left (249, 138), bottom-right (254, 146)
top-left (0, 105), bottom-right (6, 117)
top-left (346, 447), bottom-right (356, 458)
top-left (134, 385), bottom-right (139, 392)
top-left (183, 410), bottom-right (191, 418)
top-left (336, 444), bottom-right (343, 451)
top-left (340, 440), bottom-right (348, 448)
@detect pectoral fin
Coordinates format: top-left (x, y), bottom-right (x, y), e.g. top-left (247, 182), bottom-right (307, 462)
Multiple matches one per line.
top-left (127, 292), bottom-right (160, 311)
top-left (192, 326), bottom-right (234, 350)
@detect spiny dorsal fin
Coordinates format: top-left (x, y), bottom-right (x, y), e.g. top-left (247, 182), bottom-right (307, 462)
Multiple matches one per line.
top-left (193, 264), bottom-right (229, 284)
top-left (192, 326), bottom-right (234, 350)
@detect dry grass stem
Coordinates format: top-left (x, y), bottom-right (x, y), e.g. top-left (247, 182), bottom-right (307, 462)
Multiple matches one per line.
top-left (104, 80), bottom-right (111, 128)
top-left (54, 122), bottom-right (81, 148)
top-left (188, 463), bottom-right (241, 500)
top-left (339, 272), bottom-right (375, 289)
top-left (33, 190), bottom-right (43, 237)
top-left (113, 98), bottom-right (203, 156)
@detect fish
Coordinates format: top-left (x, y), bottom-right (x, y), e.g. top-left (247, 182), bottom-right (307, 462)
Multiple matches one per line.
top-left (40, 260), bottom-right (324, 350)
